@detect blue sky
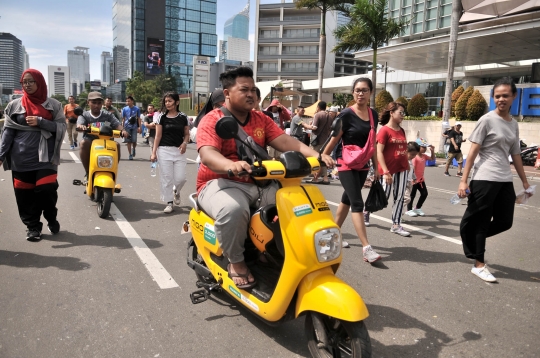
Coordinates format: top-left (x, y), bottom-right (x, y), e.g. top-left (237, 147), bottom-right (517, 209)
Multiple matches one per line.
top-left (0, 0), bottom-right (255, 86)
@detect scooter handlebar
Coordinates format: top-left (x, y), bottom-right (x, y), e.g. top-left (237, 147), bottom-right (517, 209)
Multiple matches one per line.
top-left (227, 166), bottom-right (267, 178)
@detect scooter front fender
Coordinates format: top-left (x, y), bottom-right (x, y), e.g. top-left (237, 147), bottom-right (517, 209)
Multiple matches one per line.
top-left (296, 266), bottom-right (369, 322)
top-left (93, 172), bottom-right (115, 189)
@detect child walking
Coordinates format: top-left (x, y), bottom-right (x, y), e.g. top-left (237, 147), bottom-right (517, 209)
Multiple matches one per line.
top-left (403, 142), bottom-right (420, 217)
top-left (406, 138), bottom-right (435, 217)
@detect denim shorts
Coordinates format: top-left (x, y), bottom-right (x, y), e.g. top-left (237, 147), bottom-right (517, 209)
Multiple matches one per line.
top-left (124, 127), bottom-right (138, 143)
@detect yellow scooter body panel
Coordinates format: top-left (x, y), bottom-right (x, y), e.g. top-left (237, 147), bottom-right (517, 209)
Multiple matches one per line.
top-left (85, 136), bottom-right (119, 197)
top-left (93, 172), bottom-right (115, 189)
top-left (296, 266), bottom-right (369, 322)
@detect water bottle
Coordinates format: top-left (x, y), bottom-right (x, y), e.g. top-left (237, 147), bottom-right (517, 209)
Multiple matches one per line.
top-left (450, 190), bottom-right (470, 205)
top-left (150, 162), bottom-right (157, 177)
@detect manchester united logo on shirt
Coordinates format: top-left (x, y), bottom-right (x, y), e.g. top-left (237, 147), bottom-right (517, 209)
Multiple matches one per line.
top-left (253, 127), bottom-right (265, 139)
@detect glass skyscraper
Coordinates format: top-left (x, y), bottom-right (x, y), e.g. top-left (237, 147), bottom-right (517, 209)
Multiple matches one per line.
top-left (112, 0), bottom-right (217, 95)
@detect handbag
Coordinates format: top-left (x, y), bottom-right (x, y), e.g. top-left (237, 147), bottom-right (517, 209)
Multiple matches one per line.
top-left (341, 108), bottom-right (375, 170)
top-left (68, 116), bottom-right (77, 124)
top-left (364, 180), bottom-right (388, 212)
top-left (310, 133), bottom-right (318, 146)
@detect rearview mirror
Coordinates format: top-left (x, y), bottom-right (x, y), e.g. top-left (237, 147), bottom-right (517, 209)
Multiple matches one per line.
top-left (330, 117), bottom-right (342, 137)
top-left (215, 116), bottom-right (239, 140)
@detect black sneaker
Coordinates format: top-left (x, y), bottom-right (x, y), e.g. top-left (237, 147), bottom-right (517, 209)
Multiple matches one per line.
top-left (74, 140), bottom-right (78, 148)
top-left (26, 229), bottom-right (42, 241)
top-left (48, 221), bottom-right (60, 234)
top-left (444, 172), bottom-right (450, 177)
top-left (456, 172), bottom-right (463, 177)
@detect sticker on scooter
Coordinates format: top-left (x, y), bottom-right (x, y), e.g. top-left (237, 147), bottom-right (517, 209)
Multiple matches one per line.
top-left (229, 285), bottom-right (260, 312)
top-left (293, 204), bottom-right (312, 217)
top-left (204, 223), bottom-right (216, 244)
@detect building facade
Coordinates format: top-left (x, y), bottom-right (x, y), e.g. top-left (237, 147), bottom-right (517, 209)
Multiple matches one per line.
top-left (112, 0), bottom-right (218, 96)
top-left (47, 66), bottom-right (70, 99)
top-left (353, 0), bottom-right (540, 113)
top-left (100, 51), bottom-right (114, 85)
top-left (0, 33), bottom-right (24, 95)
top-left (67, 47), bottom-right (90, 97)
top-left (221, 1), bottom-right (250, 62)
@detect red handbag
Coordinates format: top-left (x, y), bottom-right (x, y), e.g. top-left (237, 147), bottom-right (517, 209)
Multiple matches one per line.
top-left (341, 108), bottom-right (375, 170)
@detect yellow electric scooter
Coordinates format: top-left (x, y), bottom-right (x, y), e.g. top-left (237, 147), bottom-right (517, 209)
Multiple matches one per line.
top-left (73, 124), bottom-right (122, 218)
top-left (185, 116), bottom-right (372, 357)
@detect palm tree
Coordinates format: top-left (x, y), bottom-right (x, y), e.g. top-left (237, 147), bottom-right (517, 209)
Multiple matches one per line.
top-left (332, 0), bottom-right (410, 108)
top-left (295, 0), bottom-right (354, 102)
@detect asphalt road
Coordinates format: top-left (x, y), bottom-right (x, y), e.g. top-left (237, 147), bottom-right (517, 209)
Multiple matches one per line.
top-left (1, 138), bottom-right (539, 358)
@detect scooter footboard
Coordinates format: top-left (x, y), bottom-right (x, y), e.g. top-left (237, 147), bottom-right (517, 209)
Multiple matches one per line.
top-left (295, 266), bottom-right (369, 322)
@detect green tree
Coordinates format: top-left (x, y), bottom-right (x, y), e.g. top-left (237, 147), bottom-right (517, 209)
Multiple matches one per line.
top-left (375, 89), bottom-right (394, 113)
top-left (466, 89), bottom-right (487, 121)
top-left (50, 94), bottom-right (68, 106)
top-left (333, 93), bottom-right (353, 108)
top-left (78, 92), bottom-right (89, 108)
top-left (450, 85), bottom-right (464, 117)
top-left (455, 86), bottom-right (474, 120)
top-left (126, 71), bottom-right (178, 108)
top-left (407, 93), bottom-right (428, 116)
top-left (396, 96), bottom-right (408, 113)
top-left (332, 0), bottom-right (411, 109)
top-left (295, 0), bottom-right (354, 102)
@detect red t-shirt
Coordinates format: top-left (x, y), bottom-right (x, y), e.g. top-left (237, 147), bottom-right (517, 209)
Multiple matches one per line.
top-left (412, 154), bottom-right (430, 183)
top-left (377, 126), bottom-right (409, 175)
top-left (196, 108), bottom-right (284, 192)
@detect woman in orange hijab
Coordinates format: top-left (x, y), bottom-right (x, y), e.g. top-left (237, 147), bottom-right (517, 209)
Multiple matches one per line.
top-left (0, 69), bottom-right (66, 241)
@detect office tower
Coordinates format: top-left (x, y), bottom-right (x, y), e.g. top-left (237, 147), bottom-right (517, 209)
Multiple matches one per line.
top-left (221, 1), bottom-right (250, 62)
top-left (112, 0), bottom-right (218, 95)
top-left (0, 33), bottom-right (24, 95)
top-left (67, 47), bottom-right (90, 96)
top-left (101, 51), bottom-right (114, 85)
top-left (22, 46), bottom-right (30, 70)
top-left (47, 66), bottom-right (70, 99)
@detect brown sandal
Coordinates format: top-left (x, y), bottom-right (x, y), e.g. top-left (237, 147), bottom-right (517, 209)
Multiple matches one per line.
top-left (227, 264), bottom-right (257, 289)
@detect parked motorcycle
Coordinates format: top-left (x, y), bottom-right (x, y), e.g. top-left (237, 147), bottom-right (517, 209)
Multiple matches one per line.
top-left (73, 123), bottom-right (122, 218)
top-left (509, 139), bottom-right (538, 166)
top-left (185, 116), bottom-right (372, 357)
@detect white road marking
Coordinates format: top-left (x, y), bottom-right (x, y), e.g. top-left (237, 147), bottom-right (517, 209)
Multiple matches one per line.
top-left (68, 152), bottom-right (81, 163)
top-left (326, 200), bottom-right (462, 245)
top-left (110, 204), bottom-right (179, 289)
top-left (187, 158), bottom-right (197, 163)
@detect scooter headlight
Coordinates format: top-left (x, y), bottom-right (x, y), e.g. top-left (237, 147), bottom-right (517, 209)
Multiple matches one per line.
top-left (97, 155), bottom-right (114, 168)
top-left (314, 228), bottom-right (341, 262)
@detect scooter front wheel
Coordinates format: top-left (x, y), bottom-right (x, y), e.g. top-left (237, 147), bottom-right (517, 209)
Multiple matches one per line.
top-left (96, 187), bottom-right (113, 218)
top-left (305, 311), bottom-right (371, 358)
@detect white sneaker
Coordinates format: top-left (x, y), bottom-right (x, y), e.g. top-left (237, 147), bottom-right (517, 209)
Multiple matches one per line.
top-left (164, 204), bottom-right (174, 213)
top-left (415, 208), bottom-right (425, 216)
top-left (471, 265), bottom-right (497, 282)
top-left (405, 210), bottom-right (418, 217)
top-left (390, 225), bottom-right (410, 237)
top-left (342, 240), bottom-right (350, 248)
top-left (173, 188), bottom-right (181, 206)
top-left (363, 245), bottom-right (381, 263)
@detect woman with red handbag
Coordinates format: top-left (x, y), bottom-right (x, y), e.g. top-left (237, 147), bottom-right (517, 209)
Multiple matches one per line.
top-left (322, 78), bottom-right (381, 263)
top-left (368, 101), bottom-right (411, 237)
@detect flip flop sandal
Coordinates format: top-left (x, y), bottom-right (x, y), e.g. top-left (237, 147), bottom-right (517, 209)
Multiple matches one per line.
top-left (306, 179), bottom-right (321, 184)
top-left (227, 264), bottom-right (257, 290)
top-left (319, 181), bottom-right (330, 185)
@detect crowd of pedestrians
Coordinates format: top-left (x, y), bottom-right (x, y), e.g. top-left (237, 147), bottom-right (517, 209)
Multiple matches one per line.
top-left (0, 69), bottom-right (533, 284)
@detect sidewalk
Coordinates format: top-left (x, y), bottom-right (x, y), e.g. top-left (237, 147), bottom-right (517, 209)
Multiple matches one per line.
top-left (434, 158), bottom-right (540, 181)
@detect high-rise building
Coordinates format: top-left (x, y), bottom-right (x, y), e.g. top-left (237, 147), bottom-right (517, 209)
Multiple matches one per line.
top-left (67, 47), bottom-right (90, 96)
top-left (101, 51), bottom-right (114, 85)
top-left (221, 1), bottom-right (250, 62)
top-left (0, 33), bottom-right (24, 95)
top-left (22, 46), bottom-right (30, 70)
top-left (47, 66), bottom-right (70, 99)
top-left (112, 0), bottom-right (218, 95)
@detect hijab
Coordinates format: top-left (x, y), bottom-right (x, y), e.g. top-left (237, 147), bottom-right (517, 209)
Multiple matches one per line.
top-left (21, 68), bottom-right (52, 120)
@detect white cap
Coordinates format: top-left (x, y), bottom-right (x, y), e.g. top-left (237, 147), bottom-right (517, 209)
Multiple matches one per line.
top-left (455, 121), bottom-right (462, 126)
top-left (328, 106), bottom-right (339, 113)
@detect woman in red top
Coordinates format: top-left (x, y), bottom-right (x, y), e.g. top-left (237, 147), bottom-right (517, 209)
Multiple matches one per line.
top-left (370, 101), bottom-right (410, 236)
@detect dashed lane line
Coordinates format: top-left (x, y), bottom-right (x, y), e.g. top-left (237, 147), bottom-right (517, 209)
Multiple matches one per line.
top-left (110, 204), bottom-right (179, 289)
top-left (325, 200), bottom-right (462, 245)
top-left (68, 152), bottom-right (81, 163)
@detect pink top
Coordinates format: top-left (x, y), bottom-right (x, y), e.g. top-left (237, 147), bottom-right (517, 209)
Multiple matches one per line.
top-left (412, 154), bottom-right (430, 183)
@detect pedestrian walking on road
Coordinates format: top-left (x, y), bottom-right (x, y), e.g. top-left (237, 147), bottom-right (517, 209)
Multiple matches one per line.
top-left (444, 122), bottom-right (466, 177)
top-left (150, 92), bottom-right (190, 214)
top-left (322, 77), bottom-right (381, 262)
top-left (121, 96), bottom-right (141, 160)
top-left (143, 104), bottom-right (156, 150)
top-left (64, 95), bottom-right (79, 149)
top-left (310, 106), bottom-right (336, 184)
top-left (403, 141), bottom-right (419, 218)
top-left (0, 69), bottom-right (66, 241)
top-left (367, 101), bottom-right (411, 237)
top-left (457, 77), bottom-right (532, 283)
top-left (405, 139), bottom-right (435, 217)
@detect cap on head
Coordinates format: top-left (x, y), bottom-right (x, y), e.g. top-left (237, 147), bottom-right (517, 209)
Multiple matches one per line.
top-left (211, 89), bottom-right (225, 106)
top-left (328, 106), bottom-right (339, 113)
top-left (415, 138), bottom-right (429, 147)
top-left (88, 92), bottom-right (103, 101)
top-left (455, 121), bottom-right (462, 127)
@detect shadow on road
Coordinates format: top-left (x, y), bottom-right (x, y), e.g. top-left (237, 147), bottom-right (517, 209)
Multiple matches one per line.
top-left (43, 233), bottom-right (164, 250)
top-left (111, 195), bottom-right (191, 222)
top-left (0, 249), bottom-right (90, 271)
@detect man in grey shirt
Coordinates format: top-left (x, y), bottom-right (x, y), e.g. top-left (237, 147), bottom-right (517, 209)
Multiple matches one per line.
top-left (289, 106), bottom-right (306, 140)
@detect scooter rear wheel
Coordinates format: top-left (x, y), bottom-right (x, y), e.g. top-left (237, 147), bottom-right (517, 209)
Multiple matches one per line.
top-left (305, 312), bottom-right (371, 358)
top-left (97, 188), bottom-right (113, 218)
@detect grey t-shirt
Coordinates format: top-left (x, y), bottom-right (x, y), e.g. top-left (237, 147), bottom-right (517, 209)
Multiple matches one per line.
top-left (289, 115), bottom-right (304, 138)
top-left (468, 110), bottom-right (521, 182)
